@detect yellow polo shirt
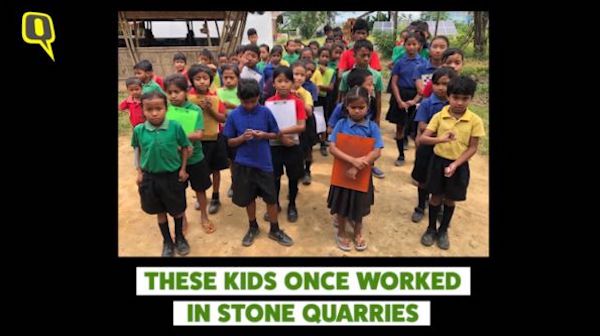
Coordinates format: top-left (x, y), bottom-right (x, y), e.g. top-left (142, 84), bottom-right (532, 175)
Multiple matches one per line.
top-left (294, 86), bottom-right (313, 108)
top-left (426, 106), bottom-right (485, 160)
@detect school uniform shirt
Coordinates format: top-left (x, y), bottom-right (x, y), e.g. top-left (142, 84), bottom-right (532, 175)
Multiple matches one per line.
top-left (318, 66), bottom-right (336, 98)
top-left (142, 79), bottom-right (165, 95)
top-left (426, 106), bottom-right (486, 160)
top-left (153, 75), bottom-right (165, 90)
top-left (188, 89), bottom-right (227, 138)
top-left (310, 68), bottom-right (323, 87)
top-left (210, 71), bottom-right (222, 91)
top-left (302, 80), bottom-right (319, 102)
top-left (338, 49), bottom-right (382, 72)
top-left (222, 105), bottom-right (280, 173)
top-left (328, 117), bottom-right (384, 149)
top-left (131, 119), bottom-right (191, 173)
top-left (166, 101), bottom-right (205, 165)
top-left (412, 59), bottom-right (439, 87)
top-left (119, 96), bottom-right (144, 127)
top-left (422, 80), bottom-right (434, 98)
top-left (414, 94), bottom-right (448, 124)
top-left (283, 52), bottom-right (299, 65)
top-left (294, 86), bottom-right (314, 109)
top-left (339, 66), bottom-right (384, 93)
top-left (256, 60), bottom-right (267, 73)
top-left (392, 46), bottom-right (430, 63)
top-left (327, 97), bottom-right (377, 128)
top-left (392, 54), bottom-right (424, 90)
top-left (265, 93), bottom-right (307, 146)
top-left (327, 60), bottom-right (338, 71)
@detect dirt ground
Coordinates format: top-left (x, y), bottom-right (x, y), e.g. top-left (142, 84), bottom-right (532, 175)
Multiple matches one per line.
top-left (119, 102), bottom-right (489, 257)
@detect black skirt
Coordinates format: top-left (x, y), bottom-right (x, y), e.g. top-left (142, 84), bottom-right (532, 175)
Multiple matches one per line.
top-left (385, 87), bottom-right (417, 126)
top-left (411, 144), bottom-right (434, 184)
top-left (300, 113), bottom-right (318, 154)
top-left (426, 154), bottom-right (470, 201)
top-left (327, 176), bottom-right (375, 222)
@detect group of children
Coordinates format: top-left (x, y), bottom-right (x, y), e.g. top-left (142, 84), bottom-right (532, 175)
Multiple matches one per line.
top-left (120, 18), bottom-right (485, 256)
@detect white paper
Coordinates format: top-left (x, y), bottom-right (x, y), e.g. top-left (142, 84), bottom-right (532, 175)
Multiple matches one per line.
top-left (265, 100), bottom-right (299, 144)
top-left (241, 66), bottom-right (263, 83)
top-left (314, 105), bottom-right (326, 134)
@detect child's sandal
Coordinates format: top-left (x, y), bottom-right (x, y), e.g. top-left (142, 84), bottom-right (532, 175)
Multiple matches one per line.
top-left (354, 234), bottom-right (368, 251)
top-left (335, 235), bottom-right (352, 252)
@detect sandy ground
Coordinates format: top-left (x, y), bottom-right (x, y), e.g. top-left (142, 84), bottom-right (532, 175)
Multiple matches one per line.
top-left (119, 102), bottom-right (489, 257)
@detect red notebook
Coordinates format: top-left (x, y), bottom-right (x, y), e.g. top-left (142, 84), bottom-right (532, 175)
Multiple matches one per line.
top-left (330, 133), bottom-right (375, 192)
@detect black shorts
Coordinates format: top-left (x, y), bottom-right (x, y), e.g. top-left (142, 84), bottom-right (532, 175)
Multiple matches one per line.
top-left (187, 159), bottom-right (212, 192)
top-left (138, 171), bottom-right (187, 216)
top-left (411, 144), bottom-right (434, 184)
top-left (226, 144), bottom-right (237, 162)
top-left (271, 145), bottom-right (305, 180)
top-left (231, 163), bottom-right (277, 207)
top-left (316, 96), bottom-right (330, 125)
top-left (300, 114), bottom-right (318, 154)
top-left (201, 133), bottom-right (230, 171)
top-left (385, 87), bottom-right (417, 126)
top-left (426, 154), bottom-right (470, 201)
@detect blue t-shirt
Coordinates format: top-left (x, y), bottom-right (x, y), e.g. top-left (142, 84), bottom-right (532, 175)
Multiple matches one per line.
top-left (414, 94), bottom-right (448, 123)
top-left (392, 54), bottom-right (424, 89)
top-left (222, 104), bottom-right (279, 172)
top-left (328, 117), bottom-right (384, 149)
top-left (302, 80), bottom-right (319, 102)
top-left (327, 98), bottom-right (377, 128)
top-left (412, 59), bottom-right (438, 84)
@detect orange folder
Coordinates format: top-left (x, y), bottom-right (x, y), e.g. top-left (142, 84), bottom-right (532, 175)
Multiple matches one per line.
top-left (330, 133), bottom-right (375, 192)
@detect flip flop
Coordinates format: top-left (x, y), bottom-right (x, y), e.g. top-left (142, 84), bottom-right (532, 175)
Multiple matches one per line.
top-left (336, 234), bottom-right (352, 252)
top-left (354, 234), bottom-right (368, 251)
top-left (201, 220), bottom-right (216, 234)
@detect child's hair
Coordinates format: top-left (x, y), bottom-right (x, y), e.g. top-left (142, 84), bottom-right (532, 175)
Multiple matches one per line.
top-left (317, 47), bottom-right (330, 57)
top-left (237, 78), bottom-right (261, 100)
top-left (259, 43), bottom-right (270, 53)
top-left (243, 43), bottom-right (260, 56)
top-left (345, 86), bottom-right (369, 105)
top-left (220, 63), bottom-right (240, 77)
top-left (293, 38), bottom-right (303, 45)
top-left (431, 35), bottom-right (450, 46)
top-left (346, 68), bottom-right (371, 88)
top-left (235, 45), bottom-right (245, 55)
top-left (352, 18), bottom-right (369, 33)
top-left (247, 28), bottom-right (257, 37)
top-left (217, 51), bottom-right (228, 59)
top-left (447, 75), bottom-right (477, 97)
top-left (173, 52), bottom-right (187, 63)
top-left (325, 36), bottom-right (334, 44)
top-left (140, 90), bottom-right (168, 108)
top-left (187, 64), bottom-right (214, 85)
top-left (273, 66), bottom-right (294, 81)
top-left (125, 77), bottom-right (142, 88)
top-left (134, 59), bottom-right (153, 72)
top-left (308, 40), bottom-right (320, 49)
top-left (303, 59), bottom-right (316, 71)
top-left (404, 32), bottom-right (425, 46)
top-left (199, 48), bottom-right (216, 64)
top-left (285, 40), bottom-right (294, 47)
top-left (353, 39), bottom-right (373, 52)
top-left (324, 25), bottom-right (332, 34)
top-left (291, 61), bottom-right (306, 71)
top-left (270, 45), bottom-right (284, 56)
top-left (164, 73), bottom-right (189, 91)
top-left (333, 41), bottom-right (346, 51)
top-left (411, 20), bottom-right (430, 36)
top-left (431, 67), bottom-right (458, 84)
top-left (300, 47), bottom-right (313, 57)
top-left (333, 26), bottom-right (342, 34)
top-left (442, 48), bottom-right (464, 62)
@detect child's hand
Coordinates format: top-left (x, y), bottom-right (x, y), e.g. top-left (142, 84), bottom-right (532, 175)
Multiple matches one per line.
top-left (440, 131), bottom-right (456, 143)
top-left (406, 99), bottom-right (417, 107)
top-left (186, 146), bottom-right (193, 156)
top-left (136, 171), bottom-right (143, 186)
top-left (345, 167), bottom-right (359, 180)
top-left (280, 134), bottom-right (295, 146)
top-left (242, 129), bottom-right (254, 141)
top-left (351, 157), bottom-right (368, 170)
top-left (397, 100), bottom-right (409, 110)
top-left (178, 169), bottom-right (189, 182)
top-left (444, 162), bottom-right (457, 178)
top-left (326, 126), bottom-right (333, 135)
top-left (199, 98), bottom-right (212, 111)
top-left (252, 130), bottom-right (267, 139)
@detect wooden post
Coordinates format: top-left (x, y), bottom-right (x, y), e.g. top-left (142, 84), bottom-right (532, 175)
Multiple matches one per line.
top-left (205, 20), bottom-right (212, 46)
top-left (434, 11), bottom-right (440, 37)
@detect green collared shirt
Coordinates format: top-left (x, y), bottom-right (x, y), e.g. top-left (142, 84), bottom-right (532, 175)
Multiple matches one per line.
top-left (131, 119), bottom-right (191, 173)
top-left (142, 79), bottom-right (166, 95)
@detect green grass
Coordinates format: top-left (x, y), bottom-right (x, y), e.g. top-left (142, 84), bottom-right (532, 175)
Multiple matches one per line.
top-left (469, 103), bottom-right (489, 155)
top-left (118, 92), bottom-right (132, 136)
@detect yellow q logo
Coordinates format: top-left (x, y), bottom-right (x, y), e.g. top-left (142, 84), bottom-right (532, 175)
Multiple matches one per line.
top-left (22, 12), bottom-right (55, 61)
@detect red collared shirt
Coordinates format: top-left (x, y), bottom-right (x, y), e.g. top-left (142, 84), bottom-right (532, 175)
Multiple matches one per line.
top-left (119, 96), bottom-right (144, 127)
top-left (338, 49), bottom-right (382, 72)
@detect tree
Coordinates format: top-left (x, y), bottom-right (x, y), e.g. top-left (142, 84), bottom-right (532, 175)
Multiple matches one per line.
top-left (420, 11), bottom-right (449, 21)
top-left (473, 11), bottom-right (489, 58)
top-left (283, 11), bottom-right (328, 39)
